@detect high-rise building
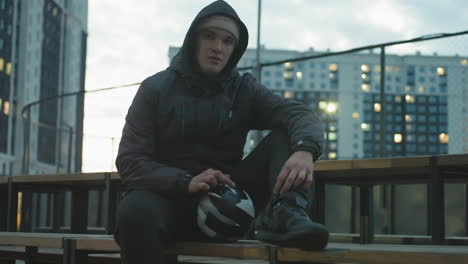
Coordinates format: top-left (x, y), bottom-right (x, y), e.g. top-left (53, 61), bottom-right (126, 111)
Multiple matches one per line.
top-left (169, 46), bottom-right (467, 160)
top-left (0, 0), bottom-right (88, 176)
top-left (240, 48), bottom-right (467, 159)
top-left (169, 46), bottom-right (468, 235)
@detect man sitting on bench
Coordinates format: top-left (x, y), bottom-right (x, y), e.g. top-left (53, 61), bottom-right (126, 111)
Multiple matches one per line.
top-left (115, 1), bottom-right (329, 263)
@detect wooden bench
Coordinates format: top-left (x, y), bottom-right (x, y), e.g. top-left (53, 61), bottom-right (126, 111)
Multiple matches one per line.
top-left (2, 154), bottom-right (468, 244)
top-left (1, 232), bottom-right (467, 264)
top-left (330, 233), bottom-right (468, 245)
top-left (0, 232), bottom-right (111, 264)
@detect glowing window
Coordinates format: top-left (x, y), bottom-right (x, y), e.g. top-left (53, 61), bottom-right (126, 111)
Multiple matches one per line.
top-left (405, 95), bottom-right (415, 103)
top-left (3, 101), bottom-right (9, 115)
top-left (374, 103), bottom-right (381, 112)
top-left (385, 65), bottom-right (393, 72)
top-left (319, 101), bottom-right (327, 110)
top-left (329, 63), bottom-right (338, 72)
top-left (418, 85), bottom-right (425, 93)
top-left (461, 59), bottom-right (468, 65)
top-left (352, 112), bottom-right (360, 119)
top-left (394, 133), bottom-right (402, 143)
top-left (329, 126), bottom-right (336, 131)
top-left (284, 62), bottom-right (293, 69)
top-left (361, 64), bottom-right (370, 72)
top-left (437, 67), bottom-right (445, 76)
top-left (405, 115), bottom-right (413, 122)
top-left (284, 91), bottom-right (293, 98)
top-left (439, 133), bottom-right (449, 144)
top-left (283, 72), bottom-right (293, 79)
top-left (326, 102), bottom-right (338, 114)
top-left (361, 73), bottom-right (368, 80)
top-left (361, 84), bottom-right (371, 92)
top-left (6, 62), bottom-right (11, 75)
top-left (328, 152), bottom-right (337, 159)
top-left (328, 132), bottom-right (337, 140)
top-left (361, 123), bottom-right (370, 131)
top-left (329, 73), bottom-right (335, 79)
top-left (296, 72), bottom-right (303, 80)
top-left (0, 57), bottom-right (4, 71)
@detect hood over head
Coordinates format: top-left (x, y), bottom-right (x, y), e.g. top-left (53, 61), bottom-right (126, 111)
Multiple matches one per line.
top-left (170, 0), bottom-right (249, 81)
top-left (197, 15), bottom-right (240, 45)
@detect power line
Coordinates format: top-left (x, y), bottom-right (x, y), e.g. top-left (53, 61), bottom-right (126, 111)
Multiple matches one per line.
top-left (20, 29), bottom-right (468, 117)
top-left (21, 82), bottom-right (140, 118)
top-left (239, 29), bottom-right (468, 70)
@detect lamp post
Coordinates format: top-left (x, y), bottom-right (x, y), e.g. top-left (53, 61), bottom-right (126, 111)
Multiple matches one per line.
top-left (253, 0), bottom-right (263, 145)
top-left (256, 0), bottom-right (262, 81)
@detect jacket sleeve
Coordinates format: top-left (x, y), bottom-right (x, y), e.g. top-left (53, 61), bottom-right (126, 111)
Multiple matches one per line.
top-left (115, 78), bottom-right (192, 195)
top-left (247, 74), bottom-right (325, 161)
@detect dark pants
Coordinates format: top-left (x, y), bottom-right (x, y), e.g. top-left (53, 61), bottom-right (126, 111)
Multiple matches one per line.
top-left (115, 130), bottom-right (312, 264)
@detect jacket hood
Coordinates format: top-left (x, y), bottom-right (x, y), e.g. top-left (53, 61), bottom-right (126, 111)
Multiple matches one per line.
top-left (169, 0), bottom-right (249, 80)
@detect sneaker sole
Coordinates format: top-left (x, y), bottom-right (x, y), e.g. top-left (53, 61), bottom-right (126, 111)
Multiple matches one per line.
top-left (255, 229), bottom-right (329, 250)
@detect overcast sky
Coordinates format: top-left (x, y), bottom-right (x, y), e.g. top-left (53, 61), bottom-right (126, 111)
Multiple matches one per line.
top-left (82, 0), bottom-right (468, 172)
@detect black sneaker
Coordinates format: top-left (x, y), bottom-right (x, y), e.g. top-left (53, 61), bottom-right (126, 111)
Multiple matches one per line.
top-left (254, 192), bottom-right (329, 250)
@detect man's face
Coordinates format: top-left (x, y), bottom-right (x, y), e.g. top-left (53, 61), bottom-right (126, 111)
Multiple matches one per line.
top-left (196, 28), bottom-right (236, 76)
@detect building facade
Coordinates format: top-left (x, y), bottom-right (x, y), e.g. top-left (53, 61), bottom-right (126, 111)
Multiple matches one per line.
top-left (235, 47), bottom-right (467, 160)
top-left (240, 47), bottom-right (467, 236)
top-left (0, 0), bottom-right (88, 176)
top-left (170, 46), bottom-right (467, 159)
top-left (169, 45), bottom-right (468, 236)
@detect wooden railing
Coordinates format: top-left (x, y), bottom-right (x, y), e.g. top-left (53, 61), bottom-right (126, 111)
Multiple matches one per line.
top-left (1, 154), bottom-right (468, 244)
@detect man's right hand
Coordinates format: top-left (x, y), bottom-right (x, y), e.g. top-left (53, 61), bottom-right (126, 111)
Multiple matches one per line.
top-left (188, 168), bottom-right (236, 193)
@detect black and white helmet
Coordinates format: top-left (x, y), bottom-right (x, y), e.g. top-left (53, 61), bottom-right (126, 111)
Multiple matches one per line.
top-left (197, 185), bottom-right (255, 241)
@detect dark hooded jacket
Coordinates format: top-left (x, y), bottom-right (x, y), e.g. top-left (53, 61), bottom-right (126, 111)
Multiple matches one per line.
top-left (116, 0), bottom-right (324, 196)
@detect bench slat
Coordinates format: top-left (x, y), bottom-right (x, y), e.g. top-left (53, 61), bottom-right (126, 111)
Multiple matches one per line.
top-left (331, 233), bottom-right (468, 245)
top-left (2, 233), bottom-right (468, 264)
top-left (12, 173), bottom-right (106, 184)
top-left (0, 233), bottom-right (112, 249)
top-left (278, 243), bottom-right (468, 263)
top-left (437, 154), bottom-right (468, 166)
top-left (0, 177), bottom-right (8, 184)
top-left (74, 237), bottom-right (119, 251)
top-left (167, 241), bottom-right (266, 261)
top-left (0, 233), bottom-right (65, 248)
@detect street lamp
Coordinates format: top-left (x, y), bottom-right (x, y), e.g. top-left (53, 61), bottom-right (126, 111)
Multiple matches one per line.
top-left (326, 102), bottom-right (338, 114)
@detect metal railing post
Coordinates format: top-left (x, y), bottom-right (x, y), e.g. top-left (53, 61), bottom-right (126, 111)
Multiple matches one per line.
top-left (22, 108), bottom-right (31, 175)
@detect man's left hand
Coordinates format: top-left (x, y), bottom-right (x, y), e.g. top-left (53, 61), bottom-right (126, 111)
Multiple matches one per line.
top-left (274, 150), bottom-right (314, 194)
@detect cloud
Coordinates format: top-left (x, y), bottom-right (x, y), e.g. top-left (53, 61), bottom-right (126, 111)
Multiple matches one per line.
top-left (396, 0), bottom-right (468, 33)
top-left (256, 0), bottom-right (467, 53)
top-left (82, 0), bottom-right (468, 172)
top-left (86, 0), bottom-right (468, 91)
